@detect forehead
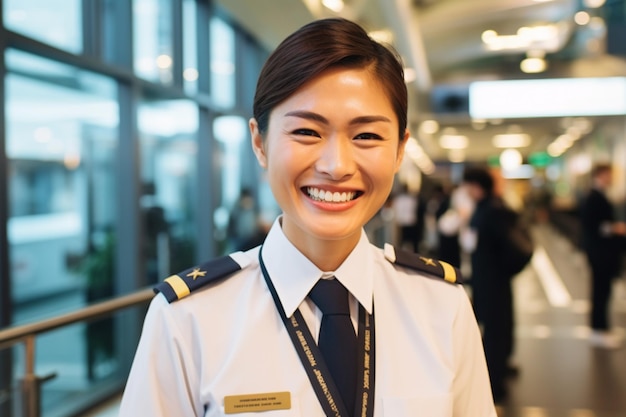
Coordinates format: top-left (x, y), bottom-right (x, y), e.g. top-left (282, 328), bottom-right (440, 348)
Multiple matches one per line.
top-left (277, 67), bottom-right (393, 111)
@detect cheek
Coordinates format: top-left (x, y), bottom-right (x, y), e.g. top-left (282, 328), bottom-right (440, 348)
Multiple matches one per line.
top-left (267, 141), bottom-right (316, 170)
top-left (265, 146), bottom-right (303, 185)
top-left (361, 148), bottom-right (400, 177)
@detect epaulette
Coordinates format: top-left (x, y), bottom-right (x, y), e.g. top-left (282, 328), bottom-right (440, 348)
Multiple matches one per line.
top-left (383, 243), bottom-right (462, 284)
top-left (154, 252), bottom-right (251, 303)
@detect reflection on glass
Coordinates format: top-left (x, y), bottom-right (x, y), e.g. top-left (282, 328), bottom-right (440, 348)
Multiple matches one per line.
top-left (210, 16), bottom-right (236, 108)
top-left (3, 0), bottom-right (83, 54)
top-left (138, 99), bottom-right (198, 284)
top-left (5, 49), bottom-right (119, 416)
top-left (133, 0), bottom-right (174, 84)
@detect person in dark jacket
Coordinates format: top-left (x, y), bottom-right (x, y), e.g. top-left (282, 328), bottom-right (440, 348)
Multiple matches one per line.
top-left (462, 166), bottom-right (520, 403)
top-left (580, 163), bottom-right (626, 349)
top-left (434, 184), bottom-right (462, 268)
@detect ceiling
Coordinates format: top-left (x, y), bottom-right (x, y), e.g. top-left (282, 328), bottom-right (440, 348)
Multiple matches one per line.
top-left (215, 0), bottom-right (626, 165)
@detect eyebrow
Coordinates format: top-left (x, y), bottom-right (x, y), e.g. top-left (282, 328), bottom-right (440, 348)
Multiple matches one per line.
top-left (284, 110), bottom-right (392, 126)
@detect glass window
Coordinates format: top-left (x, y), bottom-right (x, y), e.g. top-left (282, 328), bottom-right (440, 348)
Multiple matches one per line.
top-left (3, 0), bottom-right (83, 54)
top-left (210, 16), bottom-right (236, 108)
top-left (133, 0), bottom-right (174, 84)
top-left (5, 49), bottom-right (119, 416)
top-left (138, 98), bottom-right (199, 283)
top-left (213, 115), bottom-right (276, 253)
top-left (183, 0), bottom-right (198, 95)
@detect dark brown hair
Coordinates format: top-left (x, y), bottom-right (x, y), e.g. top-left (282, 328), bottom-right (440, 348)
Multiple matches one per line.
top-left (253, 18), bottom-right (408, 141)
top-left (591, 163), bottom-right (611, 178)
top-left (463, 166), bottom-right (495, 195)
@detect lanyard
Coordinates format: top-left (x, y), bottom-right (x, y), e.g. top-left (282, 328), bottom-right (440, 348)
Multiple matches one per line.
top-left (259, 247), bottom-right (376, 417)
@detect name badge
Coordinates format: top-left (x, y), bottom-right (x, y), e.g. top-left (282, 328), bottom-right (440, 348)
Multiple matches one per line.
top-left (224, 391), bottom-right (291, 414)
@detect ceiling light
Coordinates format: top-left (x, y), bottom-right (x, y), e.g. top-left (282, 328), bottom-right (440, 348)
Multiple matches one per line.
top-left (481, 30), bottom-right (498, 43)
top-left (156, 54), bottom-right (173, 69)
top-left (521, 57), bottom-right (547, 73)
top-left (584, 0), bottom-right (606, 8)
top-left (439, 134), bottom-right (468, 150)
top-left (183, 68), bottom-right (199, 81)
top-left (368, 30), bottom-right (394, 44)
top-left (547, 142), bottom-right (565, 157)
top-left (482, 23), bottom-right (562, 52)
top-left (404, 67), bottom-right (416, 83)
top-left (502, 164), bottom-right (535, 179)
top-left (492, 133), bottom-right (531, 148)
top-left (569, 154), bottom-right (593, 175)
top-left (575, 11), bottom-right (591, 25)
top-left (405, 137), bottom-right (435, 174)
top-left (499, 149), bottom-right (523, 170)
top-left (322, 0), bottom-right (344, 12)
top-left (572, 117), bottom-right (593, 134)
top-left (554, 133), bottom-right (575, 147)
top-left (419, 119), bottom-right (440, 135)
top-left (471, 119), bottom-right (487, 130)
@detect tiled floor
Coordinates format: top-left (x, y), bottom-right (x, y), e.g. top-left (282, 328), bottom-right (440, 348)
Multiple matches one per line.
top-left (494, 224), bottom-right (626, 417)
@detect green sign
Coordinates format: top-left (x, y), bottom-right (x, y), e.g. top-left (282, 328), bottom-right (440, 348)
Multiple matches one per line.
top-left (528, 152), bottom-right (552, 167)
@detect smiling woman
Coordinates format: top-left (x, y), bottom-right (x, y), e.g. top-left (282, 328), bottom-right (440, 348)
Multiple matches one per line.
top-left (249, 65), bottom-right (405, 268)
top-left (119, 18), bottom-right (497, 417)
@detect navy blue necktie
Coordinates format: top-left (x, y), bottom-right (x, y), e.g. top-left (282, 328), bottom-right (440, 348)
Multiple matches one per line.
top-left (309, 278), bottom-right (357, 416)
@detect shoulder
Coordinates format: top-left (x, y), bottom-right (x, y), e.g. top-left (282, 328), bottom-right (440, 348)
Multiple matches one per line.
top-left (383, 243), bottom-right (463, 285)
top-left (153, 251), bottom-right (253, 303)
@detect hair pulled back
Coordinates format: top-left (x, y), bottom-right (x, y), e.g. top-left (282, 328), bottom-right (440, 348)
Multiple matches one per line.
top-left (253, 18), bottom-right (408, 141)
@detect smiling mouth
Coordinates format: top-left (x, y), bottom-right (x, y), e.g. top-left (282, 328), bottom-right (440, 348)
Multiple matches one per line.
top-left (304, 187), bottom-right (361, 203)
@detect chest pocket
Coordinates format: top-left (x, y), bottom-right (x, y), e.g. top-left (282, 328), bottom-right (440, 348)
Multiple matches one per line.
top-left (383, 395), bottom-right (452, 416)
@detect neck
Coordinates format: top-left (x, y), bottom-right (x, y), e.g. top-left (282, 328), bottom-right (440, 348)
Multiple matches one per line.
top-left (282, 226), bottom-right (361, 272)
top-left (305, 239), bottom-right (358, 272)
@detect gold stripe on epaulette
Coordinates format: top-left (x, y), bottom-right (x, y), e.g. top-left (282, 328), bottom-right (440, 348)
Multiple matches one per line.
top-left (164, 275), bottom-right (190, 300)
top-left (439, 261), bottom-right (456, 283)
top-left (383, 243), bottom-right (396, 263)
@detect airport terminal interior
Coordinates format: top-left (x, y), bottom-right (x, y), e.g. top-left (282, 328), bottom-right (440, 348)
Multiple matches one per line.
top-left (0, 0), bottom-right (625, 416)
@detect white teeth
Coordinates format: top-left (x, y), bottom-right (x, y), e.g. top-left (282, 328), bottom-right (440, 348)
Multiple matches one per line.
top-left (306, 187), bottom-right (356, 203)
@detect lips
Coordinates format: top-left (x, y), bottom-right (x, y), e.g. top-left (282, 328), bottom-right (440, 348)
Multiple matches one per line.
top-left (304, 186), bottom-right (361, 203)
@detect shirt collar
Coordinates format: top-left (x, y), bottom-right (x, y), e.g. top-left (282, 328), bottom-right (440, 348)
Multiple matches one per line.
top-left (260, 217), bottom-right (374, 317)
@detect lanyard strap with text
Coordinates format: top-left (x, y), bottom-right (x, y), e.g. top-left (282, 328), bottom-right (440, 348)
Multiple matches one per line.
top-left (259, 248), bottom-right (375, 417)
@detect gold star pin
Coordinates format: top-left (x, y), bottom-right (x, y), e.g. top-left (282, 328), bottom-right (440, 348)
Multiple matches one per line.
top-left (419, 257), bottom-right (437, 267)
top-left (186, 268), bottom-right (207, 280)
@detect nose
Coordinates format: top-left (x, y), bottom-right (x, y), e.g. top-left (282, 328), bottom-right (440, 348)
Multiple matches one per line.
top-left (315, 136), bottom-right (356, 180)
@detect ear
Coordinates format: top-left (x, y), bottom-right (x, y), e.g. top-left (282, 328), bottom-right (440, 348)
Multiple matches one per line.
top-left (394, 129), bottom-right (410, 173)
top-left (249, 118), bottom-right (268, 169)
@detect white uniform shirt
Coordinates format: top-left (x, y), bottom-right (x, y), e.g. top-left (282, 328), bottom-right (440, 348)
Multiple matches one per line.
top-left (119, 218), bottom-right (497, 417)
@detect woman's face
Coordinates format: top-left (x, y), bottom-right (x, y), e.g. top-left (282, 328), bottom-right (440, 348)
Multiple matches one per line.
top-left (250, 66), bottom-right (407, 249)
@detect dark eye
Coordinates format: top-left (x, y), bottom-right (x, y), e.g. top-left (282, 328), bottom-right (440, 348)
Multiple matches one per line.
top-left (355, 132), bottom-right (383, 140)
top-left (292, 128), bottom-right (320, 137)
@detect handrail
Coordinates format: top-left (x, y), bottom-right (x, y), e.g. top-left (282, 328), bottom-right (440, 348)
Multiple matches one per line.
top-left (0, 287), bottom-right (155, 349)
top-left (0, 286), bottom-right (155, 417)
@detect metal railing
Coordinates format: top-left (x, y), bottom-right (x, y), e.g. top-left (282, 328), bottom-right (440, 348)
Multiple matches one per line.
top-left (0, 287), bottom-right (155, 417)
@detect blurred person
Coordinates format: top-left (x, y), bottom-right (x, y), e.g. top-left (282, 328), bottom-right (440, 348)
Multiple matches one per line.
top-left (580, 163), bottom-right (626, 349)
top-left (391, 183), bottom-right (421, 251)
top-left (462, 166), bottom-right (522, 403)
top-left (119, 18), bottom-right (497, 417)
top-left (435, 184), bottom-right (463, 268)
top-left (227, 188), bottom-right (267, 251)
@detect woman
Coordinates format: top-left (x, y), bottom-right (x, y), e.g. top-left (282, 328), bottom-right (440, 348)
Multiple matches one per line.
top-left (119, 18), bottom-right (496, 416)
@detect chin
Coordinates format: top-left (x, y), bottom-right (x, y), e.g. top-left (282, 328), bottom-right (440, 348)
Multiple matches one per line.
top-left (307, 221), bottom-right (362, 242)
